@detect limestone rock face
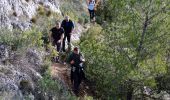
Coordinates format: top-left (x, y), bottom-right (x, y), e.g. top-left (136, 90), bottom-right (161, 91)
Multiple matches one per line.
top-left (0, 0), bottom-right (87, 99)
top-left (0, 0), bottom-right (61, 30)
top-left (0, 44), bottom-right (44, 99)
top-left (0, 44), bottom-right (11, 63)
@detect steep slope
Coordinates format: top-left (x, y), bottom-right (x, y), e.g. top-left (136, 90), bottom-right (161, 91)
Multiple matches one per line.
top-left (0, 0), bottom-right (89, 99)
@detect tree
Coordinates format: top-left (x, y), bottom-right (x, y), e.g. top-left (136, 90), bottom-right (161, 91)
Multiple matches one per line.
top-left (80, 0), bottom-right (170, 99)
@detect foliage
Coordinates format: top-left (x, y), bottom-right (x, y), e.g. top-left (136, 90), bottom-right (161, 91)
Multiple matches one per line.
top-left (38, 70), bottom-right (60, 95)
top-left (0, 28), bottom-right (43, 51)
top-left (38, 68), bottom-right (77, 100)
top-left (0, 1), bottom-right (87, 99)
top-left (60, 0), bottom-right (89, 24)
top-left (80, 0), bottom-right (170, 99)
top-left (78, 17), bottom-right (84, 25)
top-left (61, 2), bottom-right (79, 21)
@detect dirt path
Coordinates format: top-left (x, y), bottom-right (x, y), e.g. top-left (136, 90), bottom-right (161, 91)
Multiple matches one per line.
top-left (50, 63), bottom-right (95, 98)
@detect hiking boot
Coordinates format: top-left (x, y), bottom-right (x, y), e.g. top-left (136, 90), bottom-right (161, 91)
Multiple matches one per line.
top-left (73, 89), bottom-right (79, 96)
top-left (63, 62), bottom-right (66, 65)
top-left (55, 57), bottom-right (59, 63)
top-left (62, 49), bottom-right (66, 52)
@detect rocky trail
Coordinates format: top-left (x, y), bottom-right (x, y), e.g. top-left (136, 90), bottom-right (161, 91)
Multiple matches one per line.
top-left (50, 63), bottom-right (95, 99)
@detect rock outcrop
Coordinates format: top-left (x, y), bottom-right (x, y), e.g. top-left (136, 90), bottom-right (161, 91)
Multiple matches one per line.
top-left (0, 0), bottom-right (87, 99)
top-left (0, 0), bottom-right (61, 30)
top-left (0, 44), bottom-right (44, 99)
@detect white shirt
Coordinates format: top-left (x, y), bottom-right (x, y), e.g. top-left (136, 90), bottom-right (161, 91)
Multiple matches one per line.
top-left (88, 0), bottom-right (95, 10)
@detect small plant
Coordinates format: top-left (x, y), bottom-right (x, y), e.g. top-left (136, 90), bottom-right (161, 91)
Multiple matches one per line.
top-left (81, 13), bottom-right (89, 24)
top-left (37, 6), bottom-right (45, 16)
top-left (25, 0), bottom-right (30, 2)
top-left (19, 80), bottom-right (32, 94)
top-left (30, 17), bottom-right (37, 23)
top-left (38, 1), bottom-right (44, 6)
top-left (38, 72), bottom-right (58, 98)
top-left (41, 59), bottom-right (51, 74)
top-left (84, 17), bottom-right (89, 24)
top-left (38, 71), bottom-right (60, 94)
top-left (46, 10), bottom-right (52, 17)
top-left (78, 17), bottom-right (84, 25)
top-left (61, 3), bottom-right (78, 21)
top-left (13, 11), bottom-right (17, 17)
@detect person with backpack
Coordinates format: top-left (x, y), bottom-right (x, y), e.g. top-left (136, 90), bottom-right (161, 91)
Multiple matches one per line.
top-left (68, 47), bottom-right (85, 94)
top-left (61, 16), bottom-right (74, 52)
top-left (49, 21), bottom-right (65, 62)
top-left (87, 0), bottom-right (97, 22)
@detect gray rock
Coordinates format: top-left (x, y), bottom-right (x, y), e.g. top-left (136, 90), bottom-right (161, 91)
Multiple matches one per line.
top-left (0, 0), bottom-right (61, 30)
top-left (0, 64), bottom-right (37, 99)
top-left (26, 48), bottom-right (44, 66)
top-left (0, 44), bottom-right (11, 63)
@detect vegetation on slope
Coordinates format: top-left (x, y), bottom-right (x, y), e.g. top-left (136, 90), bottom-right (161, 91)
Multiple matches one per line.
top-left (80, 0), bottom-right (170, 99)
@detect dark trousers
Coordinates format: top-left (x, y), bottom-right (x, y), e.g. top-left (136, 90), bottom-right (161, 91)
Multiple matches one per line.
top-left (71, 70), bottom-right (74, 84)
top-left (62, 33), bottom-right (71, 52)
top-left (71, 68), bottom-right (83, 93)
top-left (88, 9), bottom-right (95, 21)
top-left (73, 71), bottom-right (82, 93)
top-left (52, 41), bottom-right (61, 62)
top-left (53, 42), bottom-right (61, 52)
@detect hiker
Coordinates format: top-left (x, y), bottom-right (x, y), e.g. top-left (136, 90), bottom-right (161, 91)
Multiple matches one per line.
top-left (49, 21), bottom-right (64, 62)
top-left (68, 47), bottom-right (85, 94)
top-left (61, 16), bottom-right (74, 52)
top-left (87, 0), bottom-right (97, 22)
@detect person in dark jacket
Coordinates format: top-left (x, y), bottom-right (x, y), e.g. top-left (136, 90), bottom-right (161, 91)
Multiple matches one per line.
top-left (68, 47), bottom-right (85, 94)
top-left (49, 21), bottom-right (64, 62)
top-left (61, 16), bottom-right (74, 52)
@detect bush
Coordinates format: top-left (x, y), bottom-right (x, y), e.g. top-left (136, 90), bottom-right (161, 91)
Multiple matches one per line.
top-left (30, 17), bottom-right (37, 23)
top-left (46, 10), bottom-right (52, 17)
top-left (37, 6), bottom-right (45, 16)
top-left (80, 21), bottom-right (168, 99)
top-left (78, 14), bottom-right (89, 25)
top-left (38, 71), bottom-right (60, 96)
top-left (84, 17), bottom-right (89, 24)
top-left (38, 69), bottom-right (77, 100)
top-left (12, 11), bottom-right (17, 17)
top-left (61, 2), bottom-right (78, 21)
top-left (78, 17), bottom-right (84, 25)
top-left (0, 28), bottom-right (44, 52)
top-left (25, 0), bottom-right (30, 2)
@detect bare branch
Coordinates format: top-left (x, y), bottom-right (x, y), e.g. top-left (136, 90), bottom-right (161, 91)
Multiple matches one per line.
top-left (145, 32), bottom-right (170, 46)
top-left (116, 46), bottom-right (134, 66)
top-left (148, 4), bottom-right (169, 21)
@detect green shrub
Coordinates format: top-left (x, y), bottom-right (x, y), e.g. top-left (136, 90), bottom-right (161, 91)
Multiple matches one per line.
top-left (84, 17), bottom-right (89, 24)
top-left (81, 13), bottom-right (89, 24)
top-left (61, 4), bottom-right (77, 21)
top-left (41, 59), bottom-right (51, 74)
top-left (38, 71), bottom-right (60, 95)
top-left (30, 17), bottom-right (37, 23)
top-left (38, 69), bottom-right (77, 99)
top-left (13, 11), bottom-right (17, 17)
top-left (80, 19), bottom-right (169, 99)
top-left (25, 0), bottom-right (30, 2)
top-left (37, 6), bottom-right (45, 16)
top-left (46, 10), bottom-right (52, 17)
top-left (78, 17), bottom-right (84, 25)
top-left (0, 28), bottom-right (43, 51)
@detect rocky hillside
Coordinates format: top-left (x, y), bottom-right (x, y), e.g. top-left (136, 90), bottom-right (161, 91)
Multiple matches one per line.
top-left (0, 0), bottom-right (88, 99)
top-left (0, 0), bottom-right (60, 30)
top-left (0, 46), bottom-right (44, 99)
